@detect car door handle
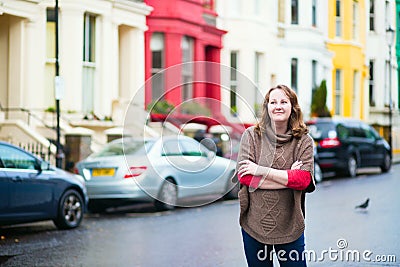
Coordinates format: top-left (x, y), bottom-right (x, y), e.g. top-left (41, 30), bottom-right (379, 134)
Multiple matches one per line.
top-left (12, 176), bottom-right (23, 182)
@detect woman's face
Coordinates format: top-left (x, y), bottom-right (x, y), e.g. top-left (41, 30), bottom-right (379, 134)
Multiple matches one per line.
top-left (267, 89), bottom-right (292, 124)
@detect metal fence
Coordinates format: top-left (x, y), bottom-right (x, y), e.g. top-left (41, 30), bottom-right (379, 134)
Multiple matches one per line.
top-left (17, 142), bottom-right (55, 165)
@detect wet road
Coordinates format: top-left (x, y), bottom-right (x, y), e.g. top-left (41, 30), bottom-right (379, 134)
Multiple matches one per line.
top-left (305, 165), bottom-right (400, 266)
top-left (0, 200), bottom-right (245, 267)
top-left (1, 164), bottom-right (399, 267)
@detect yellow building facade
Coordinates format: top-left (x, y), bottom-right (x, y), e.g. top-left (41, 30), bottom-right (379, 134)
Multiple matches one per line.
top-left (327, 0), bottom-right (367, 119)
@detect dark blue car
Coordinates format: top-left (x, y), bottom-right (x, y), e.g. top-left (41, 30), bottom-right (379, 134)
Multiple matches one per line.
top-left (307, 118), bottom-right (391, 178)
top-left (0, 141), bottom-right (88, 229)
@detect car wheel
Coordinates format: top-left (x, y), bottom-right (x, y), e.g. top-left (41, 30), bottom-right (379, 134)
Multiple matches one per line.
top-left (224, 172), bottom-right (239, 200)
top-left (314, 162), bottom-right (323, 183)
top-left (346, 155), bottom-right (357, 178)
top-left (380, 152), bottom-right (392, 173)
top-left (53, 189), bottom-right (84, 230)
top-left (155, 178), bottom-right (177, 211)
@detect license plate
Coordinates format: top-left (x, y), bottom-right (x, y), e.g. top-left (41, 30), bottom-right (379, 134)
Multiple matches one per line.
top-left (92, 168), bottom-right (115, 177)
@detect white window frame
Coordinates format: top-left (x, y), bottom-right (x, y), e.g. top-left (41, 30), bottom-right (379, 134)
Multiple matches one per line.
top-left (352, 1), bottom-right (359, 40)
top-left (335, 69), bottom-right (342, 115)
top-left (150, 32), bottom-right (165, 101)
top-left (335, 0), bottom-right (342, 37)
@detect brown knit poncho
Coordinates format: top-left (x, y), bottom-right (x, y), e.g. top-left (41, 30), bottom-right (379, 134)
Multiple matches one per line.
top-left (237, 126), bottom-right (315, 244)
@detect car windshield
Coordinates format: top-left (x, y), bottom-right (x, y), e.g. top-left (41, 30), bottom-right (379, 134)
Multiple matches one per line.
top-left (308, 122), bottom-right (336, 140)
top-left (90, 140), bottom-right (154, 158)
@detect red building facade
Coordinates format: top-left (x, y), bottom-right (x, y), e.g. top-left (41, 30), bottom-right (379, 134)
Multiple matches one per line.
top-left (144, 0), bottom-right (226, 115)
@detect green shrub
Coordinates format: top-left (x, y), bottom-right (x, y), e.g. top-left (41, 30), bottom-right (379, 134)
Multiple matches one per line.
top-left (311, 80), bottom-right (331, 117)
top-left (146, 100), bottom-right (175, 114)
top-left (181, 101), bottom-right (211, 116)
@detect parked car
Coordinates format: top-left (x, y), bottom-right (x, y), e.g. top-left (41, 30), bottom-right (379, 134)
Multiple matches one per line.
top-left (75, 135), bottom-right (239, 212)
top-left (0, 141), bottom-right (87, 229)
top-left (306, 118), bottom-right (391, 177)
top-left (313, 145), bottom-right (323, 183)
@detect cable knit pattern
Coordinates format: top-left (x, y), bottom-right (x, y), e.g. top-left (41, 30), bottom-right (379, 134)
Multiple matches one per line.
top-left (260, 191), bottom-right (280, 235)
top-left (236, 126), bottom-right (315, 244)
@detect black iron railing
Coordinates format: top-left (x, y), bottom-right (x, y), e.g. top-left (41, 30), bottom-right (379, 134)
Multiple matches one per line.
top-left (0, 103), bottom-right (58, 165)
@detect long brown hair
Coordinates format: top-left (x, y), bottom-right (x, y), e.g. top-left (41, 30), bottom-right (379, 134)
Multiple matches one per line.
top-left (255, 85), bottom-right (308, 138)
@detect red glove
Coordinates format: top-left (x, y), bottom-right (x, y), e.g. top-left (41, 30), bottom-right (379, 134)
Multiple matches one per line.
top-left (238, 174), bottom-right (262, 188)
top-left (286, 169), bottom-right (311, 190)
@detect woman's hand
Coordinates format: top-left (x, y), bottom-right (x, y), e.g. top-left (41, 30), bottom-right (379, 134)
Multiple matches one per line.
top-left (291, 160), bottom-right (303, 170)
top-left (238, 160), bottom-right (267, 176)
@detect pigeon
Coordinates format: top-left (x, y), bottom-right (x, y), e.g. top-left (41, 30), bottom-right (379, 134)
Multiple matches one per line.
top-left (355, 198), bottom-right (370, 209)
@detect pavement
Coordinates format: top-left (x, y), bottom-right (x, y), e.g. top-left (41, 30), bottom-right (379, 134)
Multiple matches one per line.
top-left (393, 151), bottom-right (400, 164)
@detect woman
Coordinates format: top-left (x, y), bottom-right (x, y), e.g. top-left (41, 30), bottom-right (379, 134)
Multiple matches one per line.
top-left (237, 85), bottom-right (315, 267)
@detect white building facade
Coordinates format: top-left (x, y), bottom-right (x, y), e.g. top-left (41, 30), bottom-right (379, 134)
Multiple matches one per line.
top-left (216, 0), bottom-right (333, 122)
top-left (365, 0), bottom-right (399, 128)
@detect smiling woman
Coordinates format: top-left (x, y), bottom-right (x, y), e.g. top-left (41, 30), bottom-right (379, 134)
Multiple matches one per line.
top-left (267, 88), bottom-right (292, 125)
top-left (236, 85), bottom-right (315, 266)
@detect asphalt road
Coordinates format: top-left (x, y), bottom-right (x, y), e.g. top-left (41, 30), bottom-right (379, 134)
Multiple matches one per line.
top-left (1, 164), bottom-right (399, 267)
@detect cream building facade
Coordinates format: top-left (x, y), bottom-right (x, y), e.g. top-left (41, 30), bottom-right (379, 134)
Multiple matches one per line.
top-left (0, 0), bottom-right (151, 152)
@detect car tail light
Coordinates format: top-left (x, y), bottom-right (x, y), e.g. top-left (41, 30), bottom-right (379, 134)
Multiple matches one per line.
top-left (124, 166), bottom-right (147, 178)
top-left (73, 167), bottom-right (79, 174)
top-left (319, 137), bottom-right (341, 148)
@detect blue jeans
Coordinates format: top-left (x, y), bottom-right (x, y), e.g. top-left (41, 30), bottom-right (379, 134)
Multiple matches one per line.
top-left (241, 229), bottom-right (307, 267)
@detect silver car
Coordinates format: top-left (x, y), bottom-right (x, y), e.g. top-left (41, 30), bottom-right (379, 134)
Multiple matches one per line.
top-left (75, 135), bottom-right (238, 212)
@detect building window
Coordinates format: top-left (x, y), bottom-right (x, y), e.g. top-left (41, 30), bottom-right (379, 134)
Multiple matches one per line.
top-left (291, 0), bottom-right (299, 24)
top-left (335, 0), bottom-right (342, 37)
top-left (151, 32), bottom-right (165, 101)
top-left (181, 36), bottom-right (194, 102)
top-left (230, 52), bottom-right (238, 114)
top-left (311, 60), bottom-right (317, 100)
top-left (335, 69), bottom-right (342, 115)
top-left (385, 0), bottom-right (390, 28)
top-left (291, 58), bottom-right (298, 92)
top-left (369, 60), bottom-right (375, 106)
top-left (278, 0), bottom-right (285, 23)
top-left (46, 9), bottom-right (56, 59)
top-left (352, 1), bottom-right (359, 40)
top-left (369, 0), bottom-right (375, 31)
top-left (255, 52), bottom-right (262, 115)
top-left (82, 13), bottom-right (96, 114)
top-left (83, 13), bottom-right (96, 63)
top-left (45, 8), bottom-right (56, 107)
top-left (312, 0), bottom-right (317, 27)
top-left (352, 70), bottom-right (360, 118)
top-left (385, 60), bottom-right (390, 106)
top-left (255, 52), bottom-right (261, 87)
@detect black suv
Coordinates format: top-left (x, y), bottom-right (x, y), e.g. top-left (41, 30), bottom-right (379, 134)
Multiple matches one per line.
top-left (306, 118), bottom-right (391, 178)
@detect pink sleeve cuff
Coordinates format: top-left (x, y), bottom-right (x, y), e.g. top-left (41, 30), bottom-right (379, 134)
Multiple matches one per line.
top-left (238, 174), bottom-right (262, 188)
top-left (286, 169), bottom-right (311, 191)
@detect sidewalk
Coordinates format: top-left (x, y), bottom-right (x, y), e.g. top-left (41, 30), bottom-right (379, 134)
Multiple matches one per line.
top-left (393, 151), bottom-right (400, 164)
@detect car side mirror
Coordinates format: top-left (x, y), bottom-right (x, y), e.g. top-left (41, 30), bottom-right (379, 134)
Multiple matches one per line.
top-left (40, 161), bottom-right (51, 171)
top-left (32, 160), bottom-right (42, 175)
